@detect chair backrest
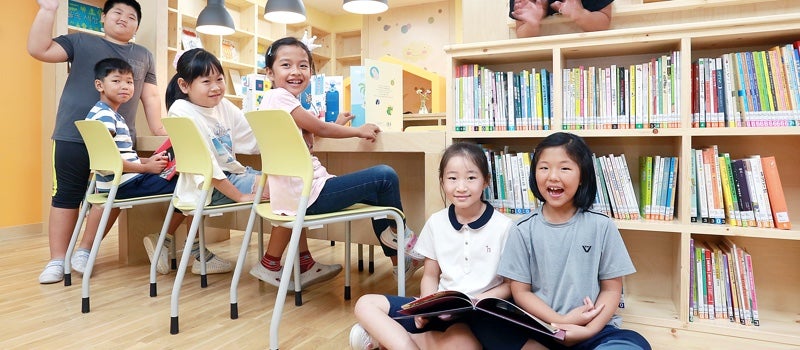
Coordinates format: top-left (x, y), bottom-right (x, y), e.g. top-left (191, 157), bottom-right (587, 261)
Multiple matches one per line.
top-left (74, 120), bottom-right (124, 186)
top-left (161, 117), bottom-right (215, 191)
top-left (245, 109), bottom-right (314, 197)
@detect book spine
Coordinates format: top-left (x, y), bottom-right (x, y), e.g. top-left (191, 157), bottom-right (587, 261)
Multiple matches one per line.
top-left (694, 150), bottom-right (709, 223)
top-left (760, 156), bottom-right (791, 229)
top-left (690, 150), bottom-right (698, 222)
top-left (749, 155), bottom-right (774, 228)
top-left (744, 252), bottom-right (760, 326)
top-left (731, 159), bottom-right (756, 227)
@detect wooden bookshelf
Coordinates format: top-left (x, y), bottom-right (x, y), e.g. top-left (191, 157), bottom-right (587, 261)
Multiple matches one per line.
top-left (445, 13), bottom-right (800, 347)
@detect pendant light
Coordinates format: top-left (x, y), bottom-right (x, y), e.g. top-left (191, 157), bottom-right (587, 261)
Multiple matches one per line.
top-left (264, 0), bottom-right (307, 24)
top-left (196, 0), bottom-right (235, 35)
top-left (343, 0), bottom-right (388, 15)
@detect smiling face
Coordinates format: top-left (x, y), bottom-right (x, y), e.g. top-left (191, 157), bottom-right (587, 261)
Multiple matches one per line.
top-left (266, 44), bottom-right (312, 97)
top-left (535, 145), bottom-right (581, 220)
top-left (101, 3), bottom-right (139, 44)
top-left (95, 70), bottom-right (134, 110)
top-left (178, 67), bottom-right (226, 108)
top-left (442, 154), bottom-right (489, 217)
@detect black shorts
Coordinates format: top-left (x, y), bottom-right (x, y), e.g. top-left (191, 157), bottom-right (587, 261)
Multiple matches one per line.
top-left (51, 140), bottom-right (90, 209)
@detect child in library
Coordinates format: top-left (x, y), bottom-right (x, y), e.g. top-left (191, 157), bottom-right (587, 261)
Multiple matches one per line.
top-left (497, 132), bottom-right (651, 349)
top-left (351, 142), bottom-right (528, 350)
top-left (28, 0), bottom-right (166, 284)
top-left (249, 36), bottom-right (423, 289)
top-left (511, 0), bottom-right (614, 38)
top-left (70, 58), bottom-right (186, 275)
top-left (155, 48), bottom-right (267, 275)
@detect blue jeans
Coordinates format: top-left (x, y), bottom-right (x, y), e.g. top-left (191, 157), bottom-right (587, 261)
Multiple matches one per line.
top-left (306, 165), bottom-right (403, 256)
top-left (495, 324), bottom-right (651, 350)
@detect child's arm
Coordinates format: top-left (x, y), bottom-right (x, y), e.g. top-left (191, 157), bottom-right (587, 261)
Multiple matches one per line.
top-left (141, 83), bottom-right (167, 136)
top-left (475, 278), bottom-right (511, 300)
top-left (552, 277), bottom-right (622, 346)
top-left (419, 258), bottom-right (440, 297)
top-left (122, 151), bottom-right (168, 174)
top-left (27, 0), bottom-right (68, 62)
top-left (509, 280), bottom-right (567, 323)
top-left (289, 105), bottom-right (380, 142)
top-left (551, 0), bottom-right (613, 32)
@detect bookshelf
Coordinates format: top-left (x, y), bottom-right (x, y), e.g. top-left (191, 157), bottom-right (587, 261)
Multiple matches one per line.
top-left (445, 14), bottom-right (800, 347)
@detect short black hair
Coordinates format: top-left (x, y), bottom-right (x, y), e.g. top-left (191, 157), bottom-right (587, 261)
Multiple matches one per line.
top-left (103, 0), bottom-right (142, 25)
top-left (94, 57), bottom-right (133, 80)
top-left (529, 132), bottom-right (597, 211)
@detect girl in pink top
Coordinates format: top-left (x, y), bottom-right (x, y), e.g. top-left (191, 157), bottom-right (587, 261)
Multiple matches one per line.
top-left (249, 37), bottom-right (422, 289)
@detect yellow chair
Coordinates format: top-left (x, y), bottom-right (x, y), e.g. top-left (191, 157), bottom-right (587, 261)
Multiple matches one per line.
top-left (154, 117), bottom-right (254, 334)
top-left (229, 109), bottom-right (409, 350)
top-left (66, 120), bottom-right (173, 313)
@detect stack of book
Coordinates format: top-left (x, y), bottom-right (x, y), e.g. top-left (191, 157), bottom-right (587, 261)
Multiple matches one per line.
top-left (453, 65), bottom-right (552, 132)
top-left (692, 42), bottom-right (800, 128)
top-left (591, 154), bottom-right (640, 220)
top-left (480, 145), bottom-right (538, 215)
top-left (690, 146), bottom-right (791, 229)
top-left (638, 155), bottom-right (679, 221)
top-left (689, 238), bottom-right (760, 326)
top-left (562, 51), bottom-right (681, 130)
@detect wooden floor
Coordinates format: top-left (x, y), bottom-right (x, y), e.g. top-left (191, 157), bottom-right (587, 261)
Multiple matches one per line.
top-left (2, 226), bottom-right (775, 349)
top-left (0, 226), bottom-right (419, 349)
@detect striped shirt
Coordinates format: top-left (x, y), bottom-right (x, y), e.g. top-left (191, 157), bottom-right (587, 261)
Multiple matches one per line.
top-left (85, 101), bottom-right (141, 191)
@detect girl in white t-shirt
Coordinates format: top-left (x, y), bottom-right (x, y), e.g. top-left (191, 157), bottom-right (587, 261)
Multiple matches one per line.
top-left (350, 142), bottom-right (517, 350)
top-left (248, 37), bottom-right (423, 289)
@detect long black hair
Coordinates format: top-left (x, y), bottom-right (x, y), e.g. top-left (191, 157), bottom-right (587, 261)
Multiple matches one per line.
top-left (529, 132), bottom-right (597, 211)
top-left (165, 48), bottom-right (224, 109)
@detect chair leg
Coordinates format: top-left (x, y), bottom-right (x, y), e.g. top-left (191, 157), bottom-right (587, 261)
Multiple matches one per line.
top-left (293, 251), bottom-right (302, 306)
top-left (344, 221), bottom-right (351, 300)
top-left (81, 195), bottom-right (117, 313)
top-left (369, 245), bottom-right (375, 274)
top-left (64, 183), bottom-right (95, 287)
top-left (357, 244), bottom-right (364, 271)
top-left (170, 209), bottom-right (204, 334)
top-left (198, 221), bottom-right (208, 288)
top-left (230, 202), bottom-right (261, 320)
top-left (150, 201), bottom-right (176, 297)
top-left (271, 218), bottom-right (307, 349)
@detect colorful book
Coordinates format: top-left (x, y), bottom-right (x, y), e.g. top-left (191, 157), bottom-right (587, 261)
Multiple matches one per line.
top-left (760, 156), bottom-right (791, 229)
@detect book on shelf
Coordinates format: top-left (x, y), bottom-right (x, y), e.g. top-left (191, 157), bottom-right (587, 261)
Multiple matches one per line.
top-left (228, 69), bottom-right (244, 97)
top-left (181, 27), bottom-right (203, 50)
top-left (154, 138), bottom-right (177, 181)
top-left (221, 38), bottom-right (239, 62)
top-left (395, 290), bottom-right (566, 341)
top-left (760, 156), bottom-right (791, 229)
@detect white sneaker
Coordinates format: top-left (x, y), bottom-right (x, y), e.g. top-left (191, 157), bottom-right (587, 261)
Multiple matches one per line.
top-left (249, 263), bottom-right (286, 288)
top-left (379, 226), bottom-right (424, 260)
top-left (70, 249), bottom-right (90, 275)
top-left (39, 260), bottom-right (64, 284)
top-left (349, 323), bottom-right (379, 350)
top-left (393, 257), bottom-right (424, 282)
top-left (191, 254), bottom-right (233, 274)
top-left (143, 233), bottom-right (172, 275)
top-left (299, 262), bottom-right (342, 288)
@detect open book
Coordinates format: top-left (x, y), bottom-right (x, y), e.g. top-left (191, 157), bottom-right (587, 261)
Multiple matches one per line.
top-left (154, 138), bottom-right (177, 181)
top-left (395, 290), bottom-right (566, 341)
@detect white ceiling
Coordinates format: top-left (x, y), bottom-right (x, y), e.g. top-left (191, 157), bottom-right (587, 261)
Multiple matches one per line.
top-left (302, 0), bottom-right (432, 16)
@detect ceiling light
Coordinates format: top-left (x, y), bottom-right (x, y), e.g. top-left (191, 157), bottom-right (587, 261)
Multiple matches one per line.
top-left (264, 0), bottom-right (307, 24)
top-left (196, 0), bottom-right (236, 36)
top-left (343, 0), bottom-right (388, 15)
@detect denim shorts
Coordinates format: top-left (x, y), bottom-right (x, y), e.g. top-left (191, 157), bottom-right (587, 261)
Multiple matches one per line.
top-left (115, 173), bottom-right (177, 199)
top-left (210, 166), bottom-right (261, 205)
top-left (386, 295), bottom-right (458, 334)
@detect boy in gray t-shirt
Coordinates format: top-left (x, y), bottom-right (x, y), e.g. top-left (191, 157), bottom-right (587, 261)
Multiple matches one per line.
top-left (28, 0), bottom-right (166, 284)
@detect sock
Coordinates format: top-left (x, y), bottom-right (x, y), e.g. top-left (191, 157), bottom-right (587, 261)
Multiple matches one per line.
top-left (190, 239), bottom-right (216, 262)
top-left (49, 259), bottom-right (64, 266)
top-left (76, 248), bottom-right (90, 255)
top-left (261, 253), bottom-right (282, 271)
top-left (299, 251), bottom-right (315, 273)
